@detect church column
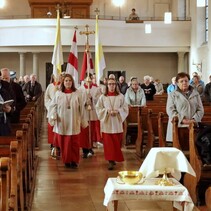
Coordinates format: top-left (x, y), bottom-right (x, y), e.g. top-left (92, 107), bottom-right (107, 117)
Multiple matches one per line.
top-left (32, 53), bottom-right (39, 79)
top-left (177, 52), bottom-right (186, 73)
top-left (19, 52), bottom-right (26, 77)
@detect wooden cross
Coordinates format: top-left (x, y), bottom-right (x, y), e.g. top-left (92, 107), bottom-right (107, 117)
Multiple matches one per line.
top-left (79, 25), bottom-right (95, 51)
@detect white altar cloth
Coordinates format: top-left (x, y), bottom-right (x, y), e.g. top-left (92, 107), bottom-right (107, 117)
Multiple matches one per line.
top-left (104, 178), bottom-right (194, 211)
top-left (139, 147), bottom-right (196, 180)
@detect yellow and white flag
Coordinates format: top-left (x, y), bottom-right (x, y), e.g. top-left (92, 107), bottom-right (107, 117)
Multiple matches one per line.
top-left (52, 10), bottom-right (64, 78)
top-left (95, 14), bottom-right (106, 85)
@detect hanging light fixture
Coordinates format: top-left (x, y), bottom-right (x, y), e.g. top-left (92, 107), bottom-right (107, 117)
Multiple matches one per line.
top-left (0, 0), bottom-right (5, 8)
top-left (197, 0), bottom-right (205, 7)
top-left (145, 24), bottom-right (151, 34)
top-left (112, 0), bottom-right (125, 7)
top-left (164, 12), bottom-right (172, 24)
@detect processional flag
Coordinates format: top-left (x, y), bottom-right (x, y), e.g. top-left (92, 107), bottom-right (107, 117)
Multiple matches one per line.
top-left (52, 10), bottom-right (64, 78)
top-left (80, 50), bottom-right (94, 81)
top-left (66, 30), bottom-right (78, 84)
top-left (95, 14), bottom-right (106, 85)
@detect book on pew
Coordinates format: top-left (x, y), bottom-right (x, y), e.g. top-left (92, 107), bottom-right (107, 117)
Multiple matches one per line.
top-left (0, 99), bottom-right (14, 111)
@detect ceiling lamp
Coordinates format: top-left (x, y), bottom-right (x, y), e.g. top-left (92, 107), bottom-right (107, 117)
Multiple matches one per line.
top-left (164, 12), bottom-right (172, 24)
top-left (112, 0), bottom-right (125, 7)
top-left (0, 0), bottom-right (5, 8)
top-left (145, 24), bottom-right (151, 34)
top-left (197, 0), bottom-right (205, 7)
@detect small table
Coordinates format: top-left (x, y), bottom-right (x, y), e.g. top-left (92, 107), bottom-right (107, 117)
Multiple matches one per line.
top-left (104, 178), bottom-right (194, 211)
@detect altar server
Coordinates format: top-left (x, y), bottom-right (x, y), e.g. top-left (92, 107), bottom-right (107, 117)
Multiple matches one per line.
top-left (96, 78), bottom-right (129, 170)
top-left (49, 74), bottom-right (88, 168)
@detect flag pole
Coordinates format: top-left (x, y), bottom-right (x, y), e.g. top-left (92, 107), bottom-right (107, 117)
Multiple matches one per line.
top-left (80, 25), bottom-right (95, 149)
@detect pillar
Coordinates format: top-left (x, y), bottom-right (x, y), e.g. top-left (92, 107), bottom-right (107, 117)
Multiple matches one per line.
top-left (177, 52), bottom-right (186, 73)
top-left (32, 53), bottom-right (39, 78)
top-left (19, 52), bottom-right (26, 77)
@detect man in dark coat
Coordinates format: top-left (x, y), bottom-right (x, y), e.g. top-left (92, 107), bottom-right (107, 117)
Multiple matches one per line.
top-left (22, 73), bottom-right (42, 102)
top-left (0, 78), bottom-right (15, 135)
top-left (0, 68), bottom-right (26, 123)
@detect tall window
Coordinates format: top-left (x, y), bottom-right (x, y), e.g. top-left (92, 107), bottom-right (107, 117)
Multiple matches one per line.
top-left (205, 0), bottom-right (208, 42)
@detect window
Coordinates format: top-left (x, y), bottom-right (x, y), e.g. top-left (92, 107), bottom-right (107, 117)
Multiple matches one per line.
top-left (205, 0), bottom-right (208, 42)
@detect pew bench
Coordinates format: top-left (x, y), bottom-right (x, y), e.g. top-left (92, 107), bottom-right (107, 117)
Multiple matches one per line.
top-left (0, 141), bottom-right (19, 211)
top-left (183, 122), bottom-right (211, 209)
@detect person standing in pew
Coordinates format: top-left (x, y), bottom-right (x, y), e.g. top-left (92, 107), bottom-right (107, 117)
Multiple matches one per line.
top-left (96, 78), bottom-right (129, 170)
top-left (48, 74), bottom-right (88, 169)
top-left (0, 68), bottom-right (26, 123)
top-left (0, 79), bottom-right (15, 136)
top-left (22, 73), bottom-right (42, 102)
top-left (140, 75), bottom-right (156, 101)
top-left (167, 76), bottom-right (177, 94)
top-left (204, 75), bottom-right (211, 102)
top-left (166, 72), bottom-right (204, 142)
top-left (125, 78), bottom-right (146, 107)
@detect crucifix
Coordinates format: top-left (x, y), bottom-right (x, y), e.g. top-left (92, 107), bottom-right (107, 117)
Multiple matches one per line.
top-left (79, 25), bottom-right (95, 52)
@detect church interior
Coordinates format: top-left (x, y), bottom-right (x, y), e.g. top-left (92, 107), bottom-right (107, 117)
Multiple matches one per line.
top-left (0, 0), bottom-right (211, 211)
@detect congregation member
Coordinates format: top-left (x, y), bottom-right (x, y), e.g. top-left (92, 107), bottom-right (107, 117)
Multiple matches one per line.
top-left (125, 78), bottom-right (146, 107)
top-left (128, 8), bottom-right (139, 20)
top-left (44, 73), bottom-right (63, 151)
top-left (191, 74), bottom-right (204, 97)
top-left (0, 68), bottom-right (26, 123)
top-left (0, 78), bottom-right (14, 136)
top-left (190, 72), bottom-right (205, 88)
top-left (96, 78), bottom-right (128, 170)
top-left (23, 73), bottom-right (42, 102)
top-left (49, 74), bottom-right (88, 169)
top-left (21, 74), bottom-right (30, 89)
top-left (78, 74), bottom-right (102, 158)
top-left (117, 76), bottom-right (128, 95)
top-left (154, 79), bottom-right (164, 95)
top-left (140, 75), bottom-right (156, 100)
top-left (204, 75), bottom-right (211, 102)
top-left (167, 76), bottom-right (177, 94)
top-left (166, 72), bottom-right (204, 142)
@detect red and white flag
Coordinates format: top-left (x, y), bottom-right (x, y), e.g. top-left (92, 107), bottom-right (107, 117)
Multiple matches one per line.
top-left (80, 50), bottom-right (94, 81)
top-left (66, 30), bottom-right (78, 85)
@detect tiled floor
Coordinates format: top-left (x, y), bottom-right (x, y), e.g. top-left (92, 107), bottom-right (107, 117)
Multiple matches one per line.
top-left (31, 117), bottom-right (204, 211)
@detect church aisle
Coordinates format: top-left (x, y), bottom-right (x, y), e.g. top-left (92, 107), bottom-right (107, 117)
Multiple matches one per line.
top-left (30, 117), bottom-right (173, 211)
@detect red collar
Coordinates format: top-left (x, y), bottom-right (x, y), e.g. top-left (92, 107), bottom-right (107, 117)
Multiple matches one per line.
top-left (107, 91), bottom-right (116, 96)
top-left (53, 82), bottom-right (61, 86)
top-left (64, 89), bottom-right (73, 93)
top-left (84, 83), bottom-right (93, 89)
top-left (92, 83), bottom-right (98, 87)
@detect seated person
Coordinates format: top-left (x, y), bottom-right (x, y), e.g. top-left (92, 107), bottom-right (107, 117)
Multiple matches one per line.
top-left (129, 8), bottom-right (139, 20)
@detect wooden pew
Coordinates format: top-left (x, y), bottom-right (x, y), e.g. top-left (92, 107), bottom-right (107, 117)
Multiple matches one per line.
top-left (158, 112), bottom-right (169, 147)
top-left (183, 121), bottom-right (211, 207)
top-left (141, 106), bottom-right (166, 155)
top-left (0, 131), bottom-right (26, 211)
top-left (0, 157), bottom-right (10, 211)
top-left (0, 141), bottom-right (19, 211)
top-left (124, 106), bottom-right (142, 156)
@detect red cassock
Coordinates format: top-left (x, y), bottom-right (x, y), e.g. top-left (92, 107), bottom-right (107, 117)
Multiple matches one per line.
top-left (90, 120), bottom-right (102, 143)
top-left (79, 126), bottom-right (91, 149)
top-left (54, 133), bottom-right (80, 164)
top-left (48, 123), bottom-right (54, 144)
top-left (102, 133), bottom-right (124, 162)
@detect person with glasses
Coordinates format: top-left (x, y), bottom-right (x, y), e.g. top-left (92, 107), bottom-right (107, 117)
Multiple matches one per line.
top-left (96, 78), bottom-right (129, 170)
